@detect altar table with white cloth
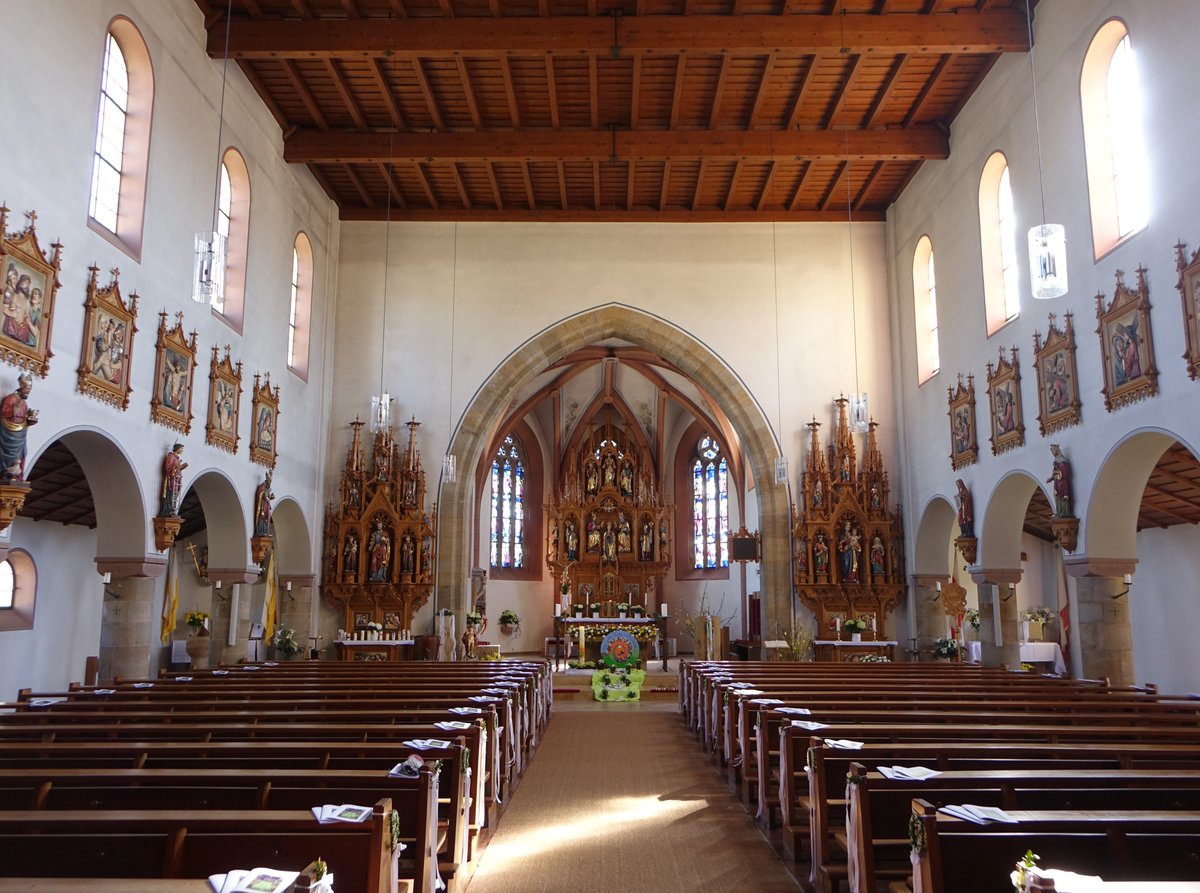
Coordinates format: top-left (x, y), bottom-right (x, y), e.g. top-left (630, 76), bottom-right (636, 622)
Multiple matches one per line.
top-left (966, 640), bottom-right (1067, 674)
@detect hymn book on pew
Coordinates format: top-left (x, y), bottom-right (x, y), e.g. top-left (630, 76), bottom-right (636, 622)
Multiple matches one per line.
top-left (311, 803), bottom-right (373, 823)
top-left (939, 803), bottom-right (1017, 824)
top-left (209, 867), bottom-right (301, 893)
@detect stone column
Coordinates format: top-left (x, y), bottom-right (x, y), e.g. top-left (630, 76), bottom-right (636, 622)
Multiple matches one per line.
top-left (100, 576), bottom-right (157, 683)
top-left (978, 583), bottom-right (1020, 668)
top-left (1073, 576), bottom-right (1133, 687)
top-left (214, 582), bottom-right (252, 665)
top-left (911, 575), bottom-right (949, 661)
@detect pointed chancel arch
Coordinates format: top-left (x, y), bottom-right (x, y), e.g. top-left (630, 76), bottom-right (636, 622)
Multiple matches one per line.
top-left (1085, 429), bottom-right (1194, 563)
top-left (437, 303), bottom-right (789, 633)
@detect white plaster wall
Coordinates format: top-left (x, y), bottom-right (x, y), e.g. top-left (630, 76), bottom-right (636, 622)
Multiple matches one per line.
top-left (0, 1), bottom-right (338, 691)
top-left (889, 0), bottom-right (1200, 560)
top-left (1130, 525), bottom-right (1200, 693)
top-left (0, 520), bottom-right (99, 697)
top-left (332, 220), bottom-right (897, 637)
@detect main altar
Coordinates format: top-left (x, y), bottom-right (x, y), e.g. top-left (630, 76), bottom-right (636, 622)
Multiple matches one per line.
top-left (321, 417), bottom-right (437, 652)
top-left (545, 417), bottom-right (672, 610)
top-left (792, 398), bottom-right (906, 651)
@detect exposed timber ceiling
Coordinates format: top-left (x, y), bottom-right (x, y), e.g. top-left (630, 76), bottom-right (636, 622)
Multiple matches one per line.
top-left (194, 0), bottom-right (1033, 222)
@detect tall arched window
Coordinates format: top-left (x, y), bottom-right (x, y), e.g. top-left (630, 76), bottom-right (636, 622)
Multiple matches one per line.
top-left (1081, 19), bottom-right (1149, 258)
top-left (979, 152), bottom-right (1021, 335)
top-left (913, 235), bottom-right (940, 384)
top-left (490, 435), bottom-right (526, 569)
top-left (288, 232), bottom-right (313, 379)
top-left (215, 148), bottom-right (251, 328)
top-left (87, 18), bottom-right (154, 261)
top-left (692, 435), bottom-right (729, 570)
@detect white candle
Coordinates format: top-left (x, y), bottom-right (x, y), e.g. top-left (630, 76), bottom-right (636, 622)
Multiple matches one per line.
top-left (835, 616), bottom-right (842, 631)
top-left (660, 602), bottom-right (668, 617)
top-left (554, 604), bottom-right (562, 617)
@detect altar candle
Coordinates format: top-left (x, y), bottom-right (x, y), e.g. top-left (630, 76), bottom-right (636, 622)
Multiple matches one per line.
top-left (835, 616), bottom-right (842, 632)
top-left (554, 604), bottom-right (562, 617)
top-left (660, 602), bottom-right (668, 618)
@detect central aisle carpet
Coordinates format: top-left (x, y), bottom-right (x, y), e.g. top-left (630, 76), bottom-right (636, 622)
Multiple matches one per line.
top-left (466, 702), bottom-right (800, 892)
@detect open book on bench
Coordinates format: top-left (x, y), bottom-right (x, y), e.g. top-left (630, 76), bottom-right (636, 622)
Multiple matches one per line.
top-left (209, 868), bottom-right (303, 893)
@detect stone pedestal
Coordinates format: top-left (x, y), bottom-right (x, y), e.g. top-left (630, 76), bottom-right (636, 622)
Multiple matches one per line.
top-left (1074, 576), bottom-right (1133, 687)
top-left (185, 630), bottom-right (211, 669)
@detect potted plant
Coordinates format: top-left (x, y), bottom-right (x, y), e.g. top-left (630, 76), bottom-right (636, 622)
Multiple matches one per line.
top-left (589, 601), bottom-right (601, 618)
top-left (842, 617), bottom-right (867, 642)
top-left (964, 608), bottom-right (981, 639)
top-left (572, 603), bottom-right (585, 618)
top-left (630, 604), bottom-right (646, 618)
top-left (183, 609), bottom-right (211, 669)
top-left (465, 610), bottom-right (483, 629)
top-left (498, 609), bottom-right (521, 634)
top-left (617, 602), bottom-right (630, 619)
top-left (272, 624), bottom-right (302, 659)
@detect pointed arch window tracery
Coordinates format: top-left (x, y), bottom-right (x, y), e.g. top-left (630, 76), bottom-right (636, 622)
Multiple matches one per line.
top-left (692, 435), bottom-right (729, 570)
top-left (491, 435), bottom-right (526, 569)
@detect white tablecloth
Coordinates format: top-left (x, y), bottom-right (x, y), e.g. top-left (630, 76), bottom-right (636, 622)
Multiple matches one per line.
top-left (966, 640), bottom-right (1066, 675)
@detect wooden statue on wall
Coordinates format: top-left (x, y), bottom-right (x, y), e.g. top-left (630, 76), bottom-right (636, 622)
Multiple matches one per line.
top-left (322, 415), bottom-right (437, 634)
top-left (0, 373), bottom-right (36, 534)
top-left (792, 397), bottom-right (905, 640)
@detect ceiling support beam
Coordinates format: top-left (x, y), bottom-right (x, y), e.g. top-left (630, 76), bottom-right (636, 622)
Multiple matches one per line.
top-left (210, 12), bottom-right (1030, 58)
top-left (284, 126), bottom-right (949, 163)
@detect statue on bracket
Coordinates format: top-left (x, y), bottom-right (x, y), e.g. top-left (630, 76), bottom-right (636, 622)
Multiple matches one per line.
top-left (1047, 444), bottom-right (1079, 553)
top-left (0, 373), bottom-right (36, 534)
top-left (159, 443), bottom-right (187, 517)
top-left (250, 471), bottom-right (274, 564)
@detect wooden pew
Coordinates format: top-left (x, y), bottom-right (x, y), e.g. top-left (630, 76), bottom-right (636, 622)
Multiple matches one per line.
top-left (0, 799), bottom-right (395, 893)
top-left (846, 767), bottom-right (1200, 893)
top-left (907, 798), bottom-right (1200, 893)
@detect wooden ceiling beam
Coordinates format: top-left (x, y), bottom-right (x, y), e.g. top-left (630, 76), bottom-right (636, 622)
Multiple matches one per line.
top-left (826, 53), bottom-right (863, 127)
top-left (787, 160), bottom-right (813, 211)
top-left (659, 160), bottom-right (672, 211)
top-left (784, 56), bottom-right (819, 131)
top-left (338, 204), bottom-right (887, 222)
top-left (588, 55), bottom-right (599, 130)
top-left (210, 12), bottom-right (1030, 58)
top-left (369, 57), bottom-right (407, 130)
top-left (522, 161), bottom-right (536, 209)
top-left (501, 55), bottom-right (521, 129)
top-left (853, 160), bottom-right (883, 211)
top-left (692, 157), bottom-right (707, 211)
top-left (436, 0), bottom-right (455, 18)
top-left (457, 57), bottom-right (483, 129)
top-left (488, 0), bottom-right (501, 14)
top-left (724, 160), bottom-right (743, 211)
top-left (863, 53), bottom-right (910, 129)
top-left (486, 161), bottom-right (504, 209)
top-left (669, 56), bottom-right (686, 130)
top-left (746, 54), bottom-right (776, 130)
top-left (558, 161), bottom-right (568, 210)
top-left (755, 160), bottom-right (778, 211)
top-left (593, 161), bottom-right (601, 210)
top-left (340, 0), bottom-right (361, 17)
top-left (241, 62), bottom-right (291, 132)
top-left (626, 159), bottom-right (636, 211)
top-left (820, 159), bottom-right (850, 211)
top-left (389, 0), bottom-right (408, 17)
top-left (376, 163), bottom-right (407, 207)
top-left (708, 54), bottom-right (730, 129)
top-left (281, 60), bottom-right (328, 130)
top-left (545, 55), bottom-right (560, 129)
top-left (411, 58), bottom-right (446, 131)
top-left (285, 126), bottom-right (949, 163)
top-left (345, 165), bottom-right (375, 207)
top-left (325, 58), bottom-right (368, 130)
top-left (412, 162), bottom-right (438, 207)
top-left (450, 162), bottom-right (472, 208)
top-left (904, 53), bottom-right (950, 127)
top-left (629, 54), bottom-right (643, 130)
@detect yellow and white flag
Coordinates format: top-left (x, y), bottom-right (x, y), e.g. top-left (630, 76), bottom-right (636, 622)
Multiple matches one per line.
top-left (262, 548), bottom-right (278, 642)
top-left (160, 547), bottom-right (179, 644)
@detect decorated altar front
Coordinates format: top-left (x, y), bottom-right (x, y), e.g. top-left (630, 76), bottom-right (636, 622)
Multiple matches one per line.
top-left (559, 616), bottom-right (662, 667)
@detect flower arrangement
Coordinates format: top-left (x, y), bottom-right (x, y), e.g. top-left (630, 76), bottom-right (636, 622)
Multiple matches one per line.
top-left (465, 610), bottom-right (483, 627)
top-left (859, 654), bottom-right (891, 663)
top-left (1021, 607), bottom-right (1055, 624)
top-left (630, 604), bottom-right (647, 617)
top-left (272, 625), bottom-right (302, 657)
top-left (571, 603), bottom-right (585, 616)
top-left (498, 609), bottom-right (521, 633)
top-left (185, 610), bottom-right (209, 630)
top-left (560, 581), bottom-right (570, 596)
top-left (1011, 848), bottom-right (1040, 891)
top-left (774, 622), bottom-right (815, 662)
top-left (842, 618), bottom-right (868, 634)
top-left (588, 602), bottom-right (601, 614)
top-left (931, 636), bottom-right (960, 660)
top-left (616, 602), bottom-right (630, 615)
top-left (964, 608), bottom-right (981, 631)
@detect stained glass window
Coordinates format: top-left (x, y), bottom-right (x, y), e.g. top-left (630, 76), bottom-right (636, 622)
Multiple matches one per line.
top-left (692, 436), bottom-right (729, 569)
top-left (491, 435), bottom-right (525, 569)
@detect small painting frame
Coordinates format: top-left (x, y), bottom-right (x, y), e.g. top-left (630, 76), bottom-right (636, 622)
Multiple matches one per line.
top-left (824, 611), bottom-right (847, 637)
top-left (205, 345), bottom-right (243, 454)
top-left (1175, 241), bottom-right (1200, 380)
top-left (947, 374), bottom-right (979, 471)
top-left (985, 346), bottom-right (1024, 456)
top-left (76, 265), bottom-right (138, 410)
top-left (0, 206), bottom-right (61, 377)
top-left (1095, 266), bottom-right (1158, 412)
top-left (150, 311), bottom-right (198, 435)
top-left (382, 611), bottom-right (401, 631)
top-left (353, 611), bottom-right (371, 629)
top-left (249, 372), bottom-right (280, 469)
top-left (1033, 312), bottom-right (1082, 437)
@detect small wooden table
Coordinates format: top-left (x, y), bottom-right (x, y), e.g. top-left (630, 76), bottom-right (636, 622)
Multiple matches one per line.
top-left (812, 639), bottom-right (897, 662)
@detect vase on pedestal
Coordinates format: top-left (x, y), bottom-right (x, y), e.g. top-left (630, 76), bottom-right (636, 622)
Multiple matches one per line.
top-left (852, 633), bottom-right (862, 643)
top-left (185, 627), bottom-right (210, 669)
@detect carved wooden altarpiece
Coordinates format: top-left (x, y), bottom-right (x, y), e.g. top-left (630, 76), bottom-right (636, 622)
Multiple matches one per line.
top-left (544, 418), bottom-right (671, 609)
top-left (792, 397), bottom-right (905, 639)
top-left (322, 416), bottom-right (437, 632)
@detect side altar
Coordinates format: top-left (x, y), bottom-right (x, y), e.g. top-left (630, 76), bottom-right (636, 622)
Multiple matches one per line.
top-left (321, 417), bottom-right (436, 650)
top-left (792, 398), bottom-right (906, 646)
